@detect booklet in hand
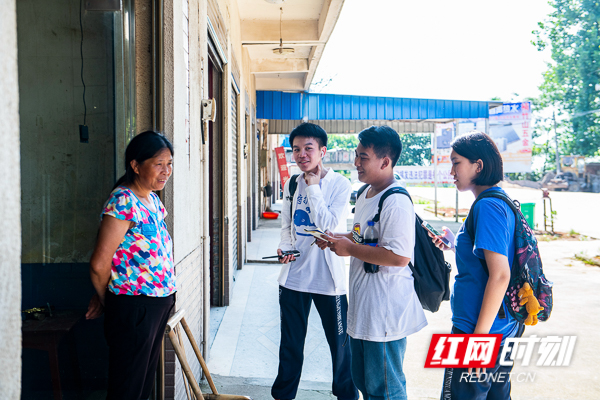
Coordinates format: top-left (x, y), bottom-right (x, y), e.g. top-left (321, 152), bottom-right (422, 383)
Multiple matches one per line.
top-left (303, 228), bottom-right (332, 242)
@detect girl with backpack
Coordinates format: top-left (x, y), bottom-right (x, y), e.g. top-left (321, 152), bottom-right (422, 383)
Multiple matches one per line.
top-left (430, 131), bottom-right (523, 399)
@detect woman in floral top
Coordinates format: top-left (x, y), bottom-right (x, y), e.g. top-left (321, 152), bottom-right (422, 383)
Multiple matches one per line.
top-left (86, 131), bottom-right (175, 400)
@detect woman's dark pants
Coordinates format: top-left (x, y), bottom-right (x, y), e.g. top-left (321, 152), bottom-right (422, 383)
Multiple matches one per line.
top-left (104, 292), bottom-right (175, 400)
top-left (440, 325), bottom-right (525, 400)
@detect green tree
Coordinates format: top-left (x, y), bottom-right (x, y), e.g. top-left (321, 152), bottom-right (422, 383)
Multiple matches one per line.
top-left (327, 134), bottom-right (359, 149)
top-left (533, 0), bottom-right (600, 156)
top-left (327, 133), bottom-right (432, 166)
top-left (397, 133), bottom-right (432, 166)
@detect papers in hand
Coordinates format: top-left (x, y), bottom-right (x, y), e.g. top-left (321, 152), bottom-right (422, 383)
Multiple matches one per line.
top-left (303, 228), bottom-right (331, 242)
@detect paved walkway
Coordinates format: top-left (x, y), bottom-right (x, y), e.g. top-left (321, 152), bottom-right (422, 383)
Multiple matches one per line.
top-left (206, 198), bottom-right (600, 400)
top-left (410, 186), bottom-right (600, 238)
top-left (246, 219), bottom-right (282, 262)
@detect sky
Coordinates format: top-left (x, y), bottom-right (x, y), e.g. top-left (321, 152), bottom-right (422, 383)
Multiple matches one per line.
top-left (311, 0), bottom-right (554, 102)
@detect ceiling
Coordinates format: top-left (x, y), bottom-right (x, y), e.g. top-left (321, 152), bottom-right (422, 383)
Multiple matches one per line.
top-left (237, 0), bottom-right (345, 91)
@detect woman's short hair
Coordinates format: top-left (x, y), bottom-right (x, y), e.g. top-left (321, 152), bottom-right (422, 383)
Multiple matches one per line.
top-left (358, 125), bottom-right (402, 166)
top-left (114, 131), bottom-right (174, 188)
top-left (451, 131), bottom-right (503, 186)
top-left (289, 122), bottom-right (328, 148)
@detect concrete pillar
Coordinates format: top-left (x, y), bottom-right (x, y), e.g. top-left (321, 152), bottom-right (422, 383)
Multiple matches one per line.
top-left (0, 0), bottom-right (22, 398)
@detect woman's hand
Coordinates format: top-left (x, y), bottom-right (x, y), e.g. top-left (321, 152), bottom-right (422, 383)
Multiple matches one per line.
top-left (85, 293), bottom-right (104, 320)
top-left (277, 248), bottom-right (296, 264)
top-left (428, 226), bottom-right (455, 252)
top-left (468, 366), bottom-right (487, 377)
top-left (468, 326), bottom-right (491, 377)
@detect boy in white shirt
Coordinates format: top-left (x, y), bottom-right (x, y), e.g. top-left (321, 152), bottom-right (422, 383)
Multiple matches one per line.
top-left (321, 125), bottom-right (427, 400)
top-left (272, 123), bottom-right (358, 400)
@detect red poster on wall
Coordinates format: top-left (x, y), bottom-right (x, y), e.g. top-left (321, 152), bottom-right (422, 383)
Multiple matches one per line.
top-left (274, 146), bottom-right (290, 189)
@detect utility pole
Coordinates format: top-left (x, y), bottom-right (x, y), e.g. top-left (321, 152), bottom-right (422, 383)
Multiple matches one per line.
top-left (433, 129), bottom-right (438, 217)
top-left (454, 119), bottom-right (459, 223)
top-left (455, 189), bottom-right (459, 223)
top-left (553, 111), bottom-right (560, 173)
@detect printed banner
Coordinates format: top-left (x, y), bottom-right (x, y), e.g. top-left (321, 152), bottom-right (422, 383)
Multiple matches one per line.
top-left (456, 118), bottom-right (487, 137)
top-left (435, 122), bottom-right (455, 149)
top-left (433, 122), bottom-right (455, 164)
top-left (394, 166), bottom-right (454, 184)
top-left (274, 146), bottom-right (290, 189)
top-left (433, 119), bottom-right (488, 165)
top-left (489, 102), bottom-right (532, 173)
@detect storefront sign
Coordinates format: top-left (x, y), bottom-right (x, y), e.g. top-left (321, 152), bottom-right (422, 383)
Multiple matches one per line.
top-left (274, 146), bottom-right (290, 188)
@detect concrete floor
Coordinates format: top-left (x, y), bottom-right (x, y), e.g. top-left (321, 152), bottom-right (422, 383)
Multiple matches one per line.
top-left (206, 205), bottom-right (600, 400)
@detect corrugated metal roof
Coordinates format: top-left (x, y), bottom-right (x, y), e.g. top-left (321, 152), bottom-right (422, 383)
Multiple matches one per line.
top-left (267, 119), bottom-right (438, 135)
top-left (257, 91), bottom-right (491, 120)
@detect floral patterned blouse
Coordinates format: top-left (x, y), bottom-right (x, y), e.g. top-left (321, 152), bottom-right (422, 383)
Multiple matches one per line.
top-left (102, 186), bottom-right (176, 297)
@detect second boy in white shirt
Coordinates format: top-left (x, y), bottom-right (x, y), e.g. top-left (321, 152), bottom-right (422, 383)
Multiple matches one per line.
top-left (320, 125), bottom-right (427, 400)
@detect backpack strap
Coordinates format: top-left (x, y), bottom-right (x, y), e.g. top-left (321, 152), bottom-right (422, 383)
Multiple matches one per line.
top-left (287, 174), bottom-right (300, 216)
top-left (466, 191), bottom-right (520, 260)
top-left (465, 190), bottom-right (521, 319)
top-left (351, 184), bottom-right (370, 213)
top-left (372, 187), bottom-right (412, 222)
top-left (466, 190), bottom-right (520, 274)
top-left (357, 184), bottom-right (369, 200)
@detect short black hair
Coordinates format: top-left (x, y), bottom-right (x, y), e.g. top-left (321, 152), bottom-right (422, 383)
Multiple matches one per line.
top-left (289, 122), bottom-right (328, 148)
top-left (358, 125), bottom-right (402, 166)
top-left (451, 131), bottom-right (503, 186)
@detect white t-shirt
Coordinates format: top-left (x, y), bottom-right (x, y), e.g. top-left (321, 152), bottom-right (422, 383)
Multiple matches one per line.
top-left (278, 170), bottom-right (351, 295)
top-left (347, 182), bottom-right (428, 342)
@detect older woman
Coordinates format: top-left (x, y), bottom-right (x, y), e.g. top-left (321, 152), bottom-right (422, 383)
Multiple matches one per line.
top-left (86, 130), bottom-right (176, 400)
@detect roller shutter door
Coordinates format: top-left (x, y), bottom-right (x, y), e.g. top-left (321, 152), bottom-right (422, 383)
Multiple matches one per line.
top-left (231, 87), bottom-right (239, 270)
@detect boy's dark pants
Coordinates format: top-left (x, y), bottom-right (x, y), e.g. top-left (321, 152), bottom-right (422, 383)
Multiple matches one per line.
top-left (271, 286), bottom-right (358, 400)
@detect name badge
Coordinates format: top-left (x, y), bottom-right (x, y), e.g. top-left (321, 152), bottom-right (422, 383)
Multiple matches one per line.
top-left (141, 223), bottom-right (157, 236)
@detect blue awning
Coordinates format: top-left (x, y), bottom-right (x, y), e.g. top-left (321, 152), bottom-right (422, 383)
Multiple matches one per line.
top-left (257, 91), bottom-right (492, 120)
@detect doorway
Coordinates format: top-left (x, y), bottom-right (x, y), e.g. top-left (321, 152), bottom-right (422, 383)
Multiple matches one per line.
top-left (208, 51), bottom-right (224, 307)
top-left (17, 0), bottom-right (135, 397)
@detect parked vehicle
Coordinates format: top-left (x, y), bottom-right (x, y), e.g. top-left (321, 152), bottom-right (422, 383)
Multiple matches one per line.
top-left (545, 173), bottom-right (570, 191)
top-left (545, 156), bottom-right (600, 192)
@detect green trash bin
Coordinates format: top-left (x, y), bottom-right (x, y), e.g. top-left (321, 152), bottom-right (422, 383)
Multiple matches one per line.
top-left (521, 203), bottom-right (535, 229)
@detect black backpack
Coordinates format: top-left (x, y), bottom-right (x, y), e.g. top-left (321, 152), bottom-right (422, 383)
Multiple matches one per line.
top-left (355, 185), bottom-right (451, 312)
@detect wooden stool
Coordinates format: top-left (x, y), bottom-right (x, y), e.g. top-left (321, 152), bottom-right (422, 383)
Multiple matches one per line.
top-left (165, 309), bottom-right (252, 400)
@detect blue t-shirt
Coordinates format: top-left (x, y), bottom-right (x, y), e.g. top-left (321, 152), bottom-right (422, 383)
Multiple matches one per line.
top-left (452, 187), bottom-right (519, 341)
